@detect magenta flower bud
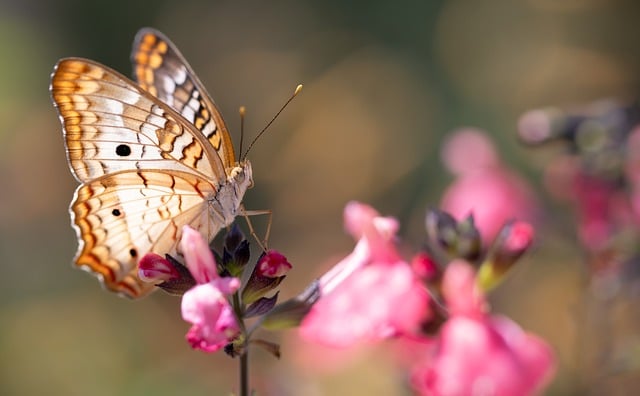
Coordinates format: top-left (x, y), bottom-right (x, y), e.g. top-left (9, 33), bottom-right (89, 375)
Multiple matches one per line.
top-left (138, 253), bottom-right (181, 283)
top-left (242, 250), bottom-right (292, 304)
top-left (502, 221), bottom-right (534, 255)
top-left (411, 252), bottom-right (441, 282)
top-left (257, 250), bottom-right (292, 278)
top-left (478, 221), bottom-right (535, 291)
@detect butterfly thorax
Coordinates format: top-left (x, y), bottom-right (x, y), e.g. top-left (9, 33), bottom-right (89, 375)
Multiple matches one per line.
top-left (209, 160), bottom-right (253, 227)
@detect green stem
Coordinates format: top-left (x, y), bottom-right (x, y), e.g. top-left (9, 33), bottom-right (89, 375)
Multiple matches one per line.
top-left (232, 292), bottom-right (249, 396)
top-left (239, 347), bottom-right (249, 396)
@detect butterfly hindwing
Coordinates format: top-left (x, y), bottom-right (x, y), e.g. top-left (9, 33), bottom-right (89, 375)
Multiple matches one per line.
top-left (71, 170), bottom-right (222, 297)
top-left (131, 28), bottom-right (237, 168)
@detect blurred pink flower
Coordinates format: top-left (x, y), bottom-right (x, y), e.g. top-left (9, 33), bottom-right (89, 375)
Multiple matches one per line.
top-left (625, 126), bottom-right (640, 227)
top-left (411, 261), bottom-right (555, 396)
top-left (257, 250), bottom-right (292, 277)
top-left (440, 129), bottom-right (538, 244)
top-left (299, 202), bottom-right (430, 347)
top-left (180, 226), bottom-right (241, 353)
top-left (545, 157), bottom-right (634, 250)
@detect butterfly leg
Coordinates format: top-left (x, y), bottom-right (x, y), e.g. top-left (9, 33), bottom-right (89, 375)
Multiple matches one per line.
top-left (239, 205), bottom-right (272, 251)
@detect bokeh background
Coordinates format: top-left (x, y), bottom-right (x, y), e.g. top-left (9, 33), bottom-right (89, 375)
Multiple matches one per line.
top-left (1, 0), bottom-right (640, 394)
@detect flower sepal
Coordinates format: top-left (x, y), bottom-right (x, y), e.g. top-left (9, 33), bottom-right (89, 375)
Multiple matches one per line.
top-left (250, 338), bottom-right (281, 359)
top-left (261, 280), bottom-right (320, 330)
top-left (245, 292), bottom-right (279, 318)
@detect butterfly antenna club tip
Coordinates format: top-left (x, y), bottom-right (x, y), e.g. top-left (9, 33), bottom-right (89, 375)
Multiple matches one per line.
top-left (241, 83), bottom-right (303, 160)
top-left (238, 106), bottom-right (247, 162)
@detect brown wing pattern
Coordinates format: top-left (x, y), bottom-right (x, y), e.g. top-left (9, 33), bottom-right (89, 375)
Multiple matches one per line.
top-left (71, 170), bottom-right (218, 297)
top-left (51, 58), bottom-right (225, 183)
top-left (131, 28), bottom-right (237, 169)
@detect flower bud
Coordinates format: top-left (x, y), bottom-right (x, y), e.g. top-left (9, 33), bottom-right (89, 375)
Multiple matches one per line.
top-left (477, 221), bottom-right (535, 291)
top-left (257, 250), bottom-right (292, 277)
top-left (139, 253), bottom-right (180, 283)
top-left (411, 252), bottom-right (441, 282)
top-left (242, 250), bottom-right (292, 304)
top-left (220, 226), bottom-right (251, 277)
top-left (425, 209), bottom-right (482, 263)
top-left (138, 253), bottom-right (195, 296)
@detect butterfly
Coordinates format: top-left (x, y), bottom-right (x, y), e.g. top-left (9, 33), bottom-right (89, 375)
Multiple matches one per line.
top-left (50, 28), bottom-right (255, 298)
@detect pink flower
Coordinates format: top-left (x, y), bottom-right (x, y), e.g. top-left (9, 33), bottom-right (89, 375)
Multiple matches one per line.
top-left (182, 278), bottom-right (241, 352)
top-left (299, 202), bottom-right (430, 347)
top-left (440, 129), bottom-right (538, 244)
top-left (179, 226), bottom-right (241, 353)
top-left (138, 253), bottom-right (181, 282)
top-left (257, 250), bottom-right (292, 277)
top-left (411, 261), bottom-right (556, 396)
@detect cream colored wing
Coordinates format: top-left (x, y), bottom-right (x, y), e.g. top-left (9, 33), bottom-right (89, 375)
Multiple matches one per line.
top-left (50, 58), bottom-right (232, 298)
top-left (71, 170), bottom-right (225, 298)
top-left (131, 28), bottom-right (237, 169)
top-left (51, 58), bottom-right (226, 183)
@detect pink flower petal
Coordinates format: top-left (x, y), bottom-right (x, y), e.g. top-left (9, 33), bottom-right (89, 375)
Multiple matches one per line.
top-left (412, 315), bottom-right (555, 396)
top-left (301, 260), bottom-right (429, 347)
top-left (181, 278), bottom-right (241, 353)
top-left (180, 225), bottom-right (218, 284)
top-left (442, 260), bottom-right (486, 317)
top-left (411, 261), bottom-right (556, 395)
top-left (300, 202), bottom-right (430, 347)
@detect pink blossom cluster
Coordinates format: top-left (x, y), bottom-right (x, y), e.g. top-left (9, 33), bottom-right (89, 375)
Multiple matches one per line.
top-left (298, 201), bottom-right (555, 395)
top-left (139, 226), bottom-right (293, 353)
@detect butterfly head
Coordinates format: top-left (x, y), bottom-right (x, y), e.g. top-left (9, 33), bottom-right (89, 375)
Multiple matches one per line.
top-left (229, 160), bottom-right (254, 194)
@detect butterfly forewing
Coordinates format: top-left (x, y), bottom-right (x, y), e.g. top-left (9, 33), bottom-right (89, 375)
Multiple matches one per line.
top-left (51, 58), bottom-right (226, 183)
top-left (131, 28), bottom-right (237, 168)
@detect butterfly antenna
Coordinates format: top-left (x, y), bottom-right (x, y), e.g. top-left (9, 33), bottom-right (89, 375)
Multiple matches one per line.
top-left (238, 106), bottom-right (246, 163)
top-left (241, 84), bottom-right (303, 160)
